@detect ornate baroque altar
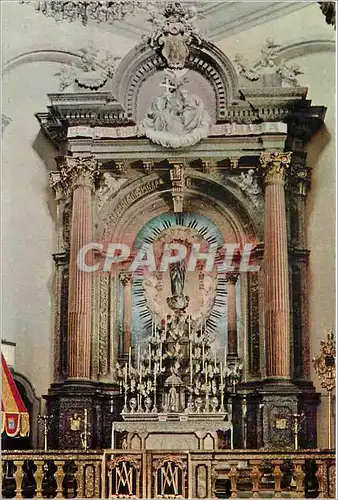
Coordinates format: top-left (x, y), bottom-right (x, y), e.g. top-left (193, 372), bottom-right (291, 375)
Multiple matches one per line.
top-left (36, 2), bottom-right (326, 452)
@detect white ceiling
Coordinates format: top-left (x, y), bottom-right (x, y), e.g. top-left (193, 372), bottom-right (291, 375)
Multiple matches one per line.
top-left (105, 1), bottom-right (311, 42)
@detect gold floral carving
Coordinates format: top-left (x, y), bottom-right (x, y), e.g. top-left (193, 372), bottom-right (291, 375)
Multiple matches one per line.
top-left (259, 152), bottom-right (292, 184)
top-left (312, 329), bottom-right (336, 392)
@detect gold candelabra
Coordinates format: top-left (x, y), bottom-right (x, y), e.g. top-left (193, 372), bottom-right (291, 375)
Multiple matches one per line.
top-left (312, 329), bottom-right (336, 449)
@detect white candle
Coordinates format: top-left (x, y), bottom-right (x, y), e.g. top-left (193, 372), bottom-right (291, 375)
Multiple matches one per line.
top-left (149, 344), bottom-right (152, 371)
top-left (124, 363), bottom-right (127, 384)
top-left (220, 362), bottom-right (223, 386)
top-left (224, 343), bottom-right (227, 365)
top-left (137, 346), bottom-right (140, 372)
top-left (202, 343), bottom-right (205, 366)
top-left (190, 341), bottom-right (193, 386)
top-left (139, 364), bottom-right (142, 384)
top-left (111, 422), bottom-right (115, 449)
top-left (128, 347), bottom-right (131, 375)
top-left (188, 316), bottom-right (191, 338)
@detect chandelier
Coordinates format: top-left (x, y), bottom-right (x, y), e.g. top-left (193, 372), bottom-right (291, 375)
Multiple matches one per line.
top-left (19, 0), bottom-right (201, 26)
top-left (19, 0), bottom-right (148, 24)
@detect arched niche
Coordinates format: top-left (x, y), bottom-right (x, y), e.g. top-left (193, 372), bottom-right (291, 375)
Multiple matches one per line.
top-left (92, 171), bottom-right (262, 379)
top-left (96, 172), bottom-right (262, 246)
top-left (112, 40), bottom-right (239, 123)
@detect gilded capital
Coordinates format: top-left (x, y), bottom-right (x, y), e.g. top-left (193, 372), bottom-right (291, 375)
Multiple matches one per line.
top-left (259, 152), bottom-right (292, 185)
top-left (57, 155), bottom-right (101, 191)
top-left (120, 273), bottom-right (133, 286)
top-left (226, 272), bottom-right (239, 285)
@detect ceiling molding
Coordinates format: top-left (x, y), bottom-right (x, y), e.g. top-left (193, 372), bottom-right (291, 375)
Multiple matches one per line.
top-left (207, 2), bottom-right (311, 41)
top-left (3, 50), bottom-right (81, 74)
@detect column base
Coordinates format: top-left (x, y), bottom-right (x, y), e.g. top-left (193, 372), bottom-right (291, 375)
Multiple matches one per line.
top-left (44, 380), bottom-right (122, 449)
top-left (259, 380), bottom-right (299, 450)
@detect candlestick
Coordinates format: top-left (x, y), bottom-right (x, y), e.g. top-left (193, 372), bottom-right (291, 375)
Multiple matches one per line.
top-left (224, 343), bottom-right (227, 365)
top-left (202, 343), bottom-right (205, 366)
top-left (137, 346), bottom-right (140, 372)
top-left (139, 364), bottom-right (142, 384)
top-left (84, 409), bottom-right (88, 450)
top-left (128, 347), bottom-right (131, 375)
top-left (111, 422), bottom-right (115, 449)
top-left (220, 362), bottom-right (223, 386)
top-left (153, 362), bottom-right (158, 412)
top-left (124, 363), bottom-right (128, 384)
top-left (149, 343), bottom-right (152, 371)
top-left (188, 316), bottom-right (191, 338)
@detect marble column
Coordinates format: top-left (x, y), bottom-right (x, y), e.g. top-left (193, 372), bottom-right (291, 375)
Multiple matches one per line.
top-left (227, 272), bottom-right (239, 357)
top-left (260, 152), bottom-right (292, 379)
top-left (61, 156), bottom-right (100, 379)
top-left (120, 272), bottom-right (133, 356)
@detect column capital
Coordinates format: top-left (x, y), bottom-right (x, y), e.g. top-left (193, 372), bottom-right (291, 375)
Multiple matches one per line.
top-left (119, 272), bottom-right (133, 286)
top-left (49, 171), bottom-right (67, 201)
top-left (226, 272), bottom-right (239, 285)
top-left (259, 152), bottom-right (292, 185)
top-left (56, 155), bottom-right (101, 191)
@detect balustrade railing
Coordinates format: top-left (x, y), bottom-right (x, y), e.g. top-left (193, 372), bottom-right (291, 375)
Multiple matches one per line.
top-left (1, 449), bottom-right (335, 498)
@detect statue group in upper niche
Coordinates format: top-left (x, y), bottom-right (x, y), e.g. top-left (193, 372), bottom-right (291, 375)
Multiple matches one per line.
top-left (141, 70), bottom-right (210, 148)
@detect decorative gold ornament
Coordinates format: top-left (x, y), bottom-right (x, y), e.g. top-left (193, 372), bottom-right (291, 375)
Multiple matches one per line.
top-left (70, 413), bottom-right (81, 431)
top-left (313, 329), bottom-right (336, 449)
top-left (313, 329), bottom-right (336, 392)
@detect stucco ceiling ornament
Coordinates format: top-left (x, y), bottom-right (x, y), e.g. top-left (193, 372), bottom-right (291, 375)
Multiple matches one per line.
top-left (234, 38), bottom-right (303, 88)
top-left (139, 69), bottom-right (210, 148)
top-left (147, 1), bottom-right (202, 69)
top-left (55, 43), bottom-right (121, 91)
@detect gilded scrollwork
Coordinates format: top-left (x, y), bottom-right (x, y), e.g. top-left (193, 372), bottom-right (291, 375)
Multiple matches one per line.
top-left (312, 329), bottom-right (336, 392)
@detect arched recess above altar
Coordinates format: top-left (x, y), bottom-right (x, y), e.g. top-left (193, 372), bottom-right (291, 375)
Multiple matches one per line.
top-left (111, 39), bottom-right (239, 125)
top-left (92, 168), bottom-right (264, 382)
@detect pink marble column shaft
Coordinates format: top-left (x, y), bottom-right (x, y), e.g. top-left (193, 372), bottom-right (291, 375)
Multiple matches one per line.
top-left (120, 273), bottom-right (133, 356)
top-left (227, 272), bottom-right (239, 357)
top-left (63, 157), bottom-right (99, 379)
top-left (260, 152), bottom-right (292, 379)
